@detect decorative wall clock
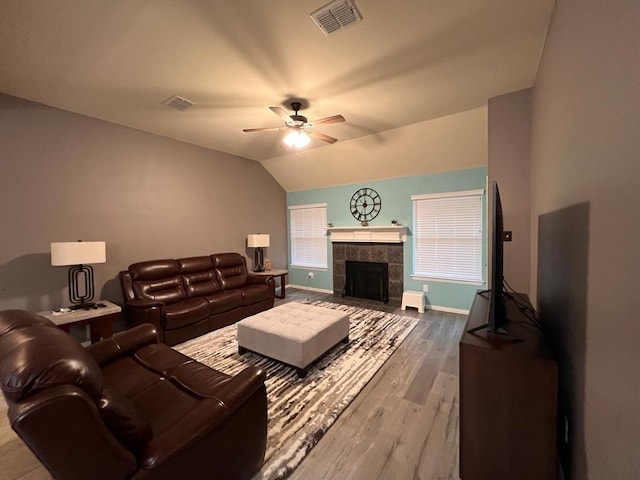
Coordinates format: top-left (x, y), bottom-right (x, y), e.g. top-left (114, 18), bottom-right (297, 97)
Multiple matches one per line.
top-left (350, 187), bottom-right (382, 226)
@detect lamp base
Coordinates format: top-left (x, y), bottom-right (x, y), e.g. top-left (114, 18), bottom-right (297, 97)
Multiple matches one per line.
top-left (69, 302), bottom-right (98, 310)
top-left (254, 247), bottom-right (265, 272)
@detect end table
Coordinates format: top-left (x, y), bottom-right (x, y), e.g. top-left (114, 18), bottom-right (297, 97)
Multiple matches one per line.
top-left (38, 300), bottom-right (121, 344)
top-left (254, 269), bottom-right (288, 299)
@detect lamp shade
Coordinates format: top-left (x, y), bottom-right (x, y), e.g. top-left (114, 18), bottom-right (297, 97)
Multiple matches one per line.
top-left (247, 234), bottom-right (270, 248)
top-left (51, 241), bottom-right (106, 266)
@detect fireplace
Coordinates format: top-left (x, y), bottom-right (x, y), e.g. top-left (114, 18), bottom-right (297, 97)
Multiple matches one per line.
top-left (332, 242), bottom-right (403, 302)
top-left (345, 260), bottom-right (389, 303)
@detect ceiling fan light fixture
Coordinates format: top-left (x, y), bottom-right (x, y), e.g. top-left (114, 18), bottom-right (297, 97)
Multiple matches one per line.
top-left (283, 129), bottom-right (311, 148)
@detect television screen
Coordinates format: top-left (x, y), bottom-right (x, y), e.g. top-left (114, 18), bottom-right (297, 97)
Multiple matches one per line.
top-left (488, 180), bottom-right (507, 334)
top-left (467, 180), bottom-right (508, 336)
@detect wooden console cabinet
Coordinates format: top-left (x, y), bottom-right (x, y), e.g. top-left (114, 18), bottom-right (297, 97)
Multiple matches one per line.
top-left (459, 292), bottom-right (557, 480)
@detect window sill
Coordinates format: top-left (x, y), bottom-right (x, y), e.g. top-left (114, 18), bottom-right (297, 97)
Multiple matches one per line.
top-left (290, 265), bottom-right (328, 271)
top-left (411, 275), bottom-right (484, 287)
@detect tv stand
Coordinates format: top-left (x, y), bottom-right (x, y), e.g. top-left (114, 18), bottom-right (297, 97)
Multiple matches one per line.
top-left (459, 292), bottom-right (557, 479)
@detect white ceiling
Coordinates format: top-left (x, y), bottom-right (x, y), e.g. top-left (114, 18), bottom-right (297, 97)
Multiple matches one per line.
top-left (1, 0), bottom-right (554, 176)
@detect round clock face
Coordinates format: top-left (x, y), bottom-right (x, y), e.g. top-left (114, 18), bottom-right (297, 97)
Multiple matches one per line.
top-left (350, 187), bottom-right (382, 224)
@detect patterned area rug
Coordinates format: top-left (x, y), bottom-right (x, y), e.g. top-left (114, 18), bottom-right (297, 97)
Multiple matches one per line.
top-left (175, 300), bottom-right (420, 480)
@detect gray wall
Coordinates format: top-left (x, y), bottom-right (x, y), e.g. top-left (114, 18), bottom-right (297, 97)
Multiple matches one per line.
top-left (488, 88), bottom-right (532, 295)
top-left (531, 0), bottom-right (640, 478)
top-left (0, 93), bottom-right (287, 312)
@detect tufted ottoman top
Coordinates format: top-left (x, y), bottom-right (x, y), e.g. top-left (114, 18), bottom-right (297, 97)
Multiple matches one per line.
top-left (237, 302), bottom-right (350, 375)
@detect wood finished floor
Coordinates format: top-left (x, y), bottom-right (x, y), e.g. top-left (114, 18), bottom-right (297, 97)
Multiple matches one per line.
top-left (0, 289), bottom-right (466, 480)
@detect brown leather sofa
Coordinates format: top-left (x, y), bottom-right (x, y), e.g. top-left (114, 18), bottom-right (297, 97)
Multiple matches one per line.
top-left (120, 252), bottom-right (275, 345)
top-left (0, 309), bottom-right (267, 480)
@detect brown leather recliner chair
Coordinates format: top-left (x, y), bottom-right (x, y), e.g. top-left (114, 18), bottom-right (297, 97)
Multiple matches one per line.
top-left (0, 309), bottom-right (267, 480)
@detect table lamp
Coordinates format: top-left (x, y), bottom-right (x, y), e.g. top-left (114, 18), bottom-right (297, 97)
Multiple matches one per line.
top-left (51, 240), bottom-right (106, 310)
top-left (247, 234), bottom-right (270, 272)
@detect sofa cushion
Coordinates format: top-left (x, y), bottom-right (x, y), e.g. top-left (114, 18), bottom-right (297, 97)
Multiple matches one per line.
top-left (205, 290), bottom-right (243, 314)
top-left (212, 253), bottom-right (248, 290)
top-left (179, 256), bottom-right (221, 297)
top-left (166, 361), bottom-right (231, 396)
top-left (242, 284), bottom-right (272, 306)
top-left (133, 277), bottom-right (187, 305)
top-left (164, 298), bottom-right (210, 330)
top-left (130, 260), bottom-right (187, 305)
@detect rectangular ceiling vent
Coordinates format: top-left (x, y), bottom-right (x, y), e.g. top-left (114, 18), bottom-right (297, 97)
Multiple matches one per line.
top-left (311, 0), bottom-right (362, 36)
top-left (161, 95), bottom-right (195, 111)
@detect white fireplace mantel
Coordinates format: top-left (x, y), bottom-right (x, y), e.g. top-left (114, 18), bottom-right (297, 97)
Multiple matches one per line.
top-left (327, 226), bottom-right (407, 243)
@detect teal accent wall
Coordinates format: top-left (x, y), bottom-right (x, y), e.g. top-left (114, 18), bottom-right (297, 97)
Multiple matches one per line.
top-left (287, 167), bottom-right (487, 311)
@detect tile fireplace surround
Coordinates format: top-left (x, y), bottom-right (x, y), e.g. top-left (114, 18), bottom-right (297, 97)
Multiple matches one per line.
top-left (333, 242), bottom-right (403, 302)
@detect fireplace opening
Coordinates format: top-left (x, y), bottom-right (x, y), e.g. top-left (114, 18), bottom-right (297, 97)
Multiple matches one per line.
top-left (345, 260), bottom-right (389, 303)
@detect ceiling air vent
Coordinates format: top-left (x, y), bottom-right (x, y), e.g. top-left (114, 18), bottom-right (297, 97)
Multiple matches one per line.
top-left (161, 95), bottom-right (195, 111)
top-left (311, 0), bottom-right (362, 36)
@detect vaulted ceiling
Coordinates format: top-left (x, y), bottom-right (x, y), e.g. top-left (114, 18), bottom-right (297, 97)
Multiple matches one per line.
top-left (1, 0), bottom-right (554, 190)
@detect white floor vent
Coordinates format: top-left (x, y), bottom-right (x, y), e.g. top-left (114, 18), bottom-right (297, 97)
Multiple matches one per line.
top-left (310, 0), bottom-right (362, 36)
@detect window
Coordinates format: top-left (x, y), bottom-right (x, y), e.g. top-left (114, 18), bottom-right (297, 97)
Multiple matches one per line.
top-left (289, 203), bottom-right (328, 269)
top-left (412, 189), bottom-right (483, 283)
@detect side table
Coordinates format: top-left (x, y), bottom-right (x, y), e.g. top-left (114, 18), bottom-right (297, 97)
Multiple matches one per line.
top-left (38, 300), bottom-right (121, 344)
top-left (253, 269), bottom-right (288, 299)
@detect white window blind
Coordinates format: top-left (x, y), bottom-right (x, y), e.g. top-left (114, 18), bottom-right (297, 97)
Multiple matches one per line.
top-left (412, 190), bottom-right (483, 283)
top-left (289, 203), bottom-right (328, 269)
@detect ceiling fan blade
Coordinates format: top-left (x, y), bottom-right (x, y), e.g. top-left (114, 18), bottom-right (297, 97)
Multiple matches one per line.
top-left (308, 114), bottom-right (345, 126)
top-left (308, 130), bottom-right (338, 144)
top-left (242, 127), bottom-right (283, 133)
top-left (269, 107), bottom-right (293, 124)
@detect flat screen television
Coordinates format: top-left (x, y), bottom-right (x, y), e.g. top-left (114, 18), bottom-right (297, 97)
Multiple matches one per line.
top-left (468, 180), bottom-right (508, 335)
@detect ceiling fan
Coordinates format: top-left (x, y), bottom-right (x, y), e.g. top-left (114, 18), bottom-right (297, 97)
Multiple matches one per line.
top-left (243, 102), bottom-right (345, 147)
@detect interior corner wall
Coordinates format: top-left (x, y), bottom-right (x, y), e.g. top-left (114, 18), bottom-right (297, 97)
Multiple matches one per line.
top-left (0, 93), bottom-right (287, 312)
top-left (488, 88), bottom-right (532, 295)
top-left (530, 0), bottom-right (640, 478)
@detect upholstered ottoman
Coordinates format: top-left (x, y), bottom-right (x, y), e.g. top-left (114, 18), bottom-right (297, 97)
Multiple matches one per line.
top-left (237, 303), bottom-right (350, 377)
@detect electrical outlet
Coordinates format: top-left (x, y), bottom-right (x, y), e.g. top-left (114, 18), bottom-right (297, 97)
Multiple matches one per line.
top-left (422, 284), bottom-right (429, 292)
top-left (308, 272), bottom-right (314, 279)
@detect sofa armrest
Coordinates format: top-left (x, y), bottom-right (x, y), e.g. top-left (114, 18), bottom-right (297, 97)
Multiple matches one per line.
top-left (140, 366), bottom-right (267, 470)
top-left (123, 300), bottom-right (166, 338)
top-left (247, 273), bottom-right (275, 288)
top-left (212, 366), bottom-right (267, 409)
top-left (86, 324), bottom-right (159, 366)
top-left (9, 385), bottom-right (137, 480)
top-left (140, 398), bottom-right (228, 469)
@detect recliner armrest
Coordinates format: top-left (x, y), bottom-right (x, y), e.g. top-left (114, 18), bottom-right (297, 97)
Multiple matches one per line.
top-left (212, 366), bottom-right (267, 410)
top-left (86, 324), bottom-right (159, 366)
top-left (9, 385), bottom-right (137, 480)
top-left (139, 398), bottom-right (228, 470)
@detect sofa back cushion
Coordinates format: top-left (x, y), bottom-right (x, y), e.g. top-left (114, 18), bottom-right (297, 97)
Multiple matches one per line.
top-left (178, 256), bottom-right (221, 297)
top-left (129, 260), bottom-right (187, 305)
top-left (212, 253), bottom-right (248, 290)
top-left (0, 310), bottom-right (103, 403)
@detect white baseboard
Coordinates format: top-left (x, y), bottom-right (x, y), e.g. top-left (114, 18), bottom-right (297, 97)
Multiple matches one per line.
top-left (426, 305), bottom-right (470, 315)
top-left (287, 285), bottom-right (470, 313)
top-left (288, 284), bottom-right (334, 294)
